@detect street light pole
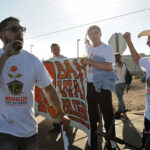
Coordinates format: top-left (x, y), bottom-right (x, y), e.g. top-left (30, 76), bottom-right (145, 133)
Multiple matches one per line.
top-left (77, 39), bottom-right (80, 58)
top-left (30, 44), bottom-right (34, 53)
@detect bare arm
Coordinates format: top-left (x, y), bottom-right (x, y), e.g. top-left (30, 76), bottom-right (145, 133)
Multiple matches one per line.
top-left (123, 32), bottom-right (141, 64)
top-left (44, 84), bottom-right (64, 114)
top-left (84, 59), bottom-right (112, 71)
top-left (0, 53), bottom-right (9, 74)
top-left (85, 39), bottom-right (91, 48)
top-left (44, 84), bottom-right (70, 130)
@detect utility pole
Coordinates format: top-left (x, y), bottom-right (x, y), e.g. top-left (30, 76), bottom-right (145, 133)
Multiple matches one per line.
top-left (30, 44), bottom-right (34, 53)
top-left (115, 33), bottom-right (119, 53)
top-left (77, 39), bottom-right (80, 58)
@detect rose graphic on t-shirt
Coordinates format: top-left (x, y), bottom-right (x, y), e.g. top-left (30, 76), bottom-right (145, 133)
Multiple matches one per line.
top-left (7, 66), bottom-right (23, 95)
top-left (10, 66), bottom-right (18, 72)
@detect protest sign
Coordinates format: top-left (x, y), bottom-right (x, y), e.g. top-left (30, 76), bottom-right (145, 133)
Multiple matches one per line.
top-left (35, 58), bottom-right (91, 145)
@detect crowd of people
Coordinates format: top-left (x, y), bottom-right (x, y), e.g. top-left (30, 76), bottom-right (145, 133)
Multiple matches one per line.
top-left (0, 16), bottom-right (150, 150)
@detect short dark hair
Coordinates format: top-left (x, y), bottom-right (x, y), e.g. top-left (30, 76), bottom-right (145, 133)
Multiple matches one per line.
top-left (115, 53), bottom-right (122, 64)
top-left (0, 17), bottom-right (20, 32)
top-left (87, 25), bottom-right (101, 34)
top-left (51, 43), bottom-right (59, 50)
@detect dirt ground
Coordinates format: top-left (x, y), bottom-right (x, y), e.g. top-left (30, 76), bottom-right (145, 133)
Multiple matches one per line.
top-left (112, 78), bottom-right (146, 111)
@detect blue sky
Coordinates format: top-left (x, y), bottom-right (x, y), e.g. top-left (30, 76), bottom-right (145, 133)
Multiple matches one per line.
top-left (0, 0), bottom-right (150, 60)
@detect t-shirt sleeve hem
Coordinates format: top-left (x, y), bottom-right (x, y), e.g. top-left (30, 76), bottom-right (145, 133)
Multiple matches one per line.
top-left (38, 80), bottom-right (52, 89)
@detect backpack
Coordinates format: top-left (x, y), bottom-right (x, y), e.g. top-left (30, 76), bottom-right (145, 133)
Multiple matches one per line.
top-left (141, 74), bottom-right (146, 83)
top-left (124, 64), bottom-right (132, 92)
top-left (125, 68), bottom-right (132, 85)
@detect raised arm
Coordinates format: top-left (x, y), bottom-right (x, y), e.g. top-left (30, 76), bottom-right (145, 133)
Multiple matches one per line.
top-left (123, 32), bottom-right (141, 64)
top-left (85, 39), bottom-right (91, 48)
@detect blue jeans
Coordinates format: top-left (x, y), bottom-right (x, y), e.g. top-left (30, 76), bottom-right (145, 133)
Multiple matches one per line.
top-left (115, 82), bottom-right (126, 112)
top-left (0, 133), bottom-right (38, 150)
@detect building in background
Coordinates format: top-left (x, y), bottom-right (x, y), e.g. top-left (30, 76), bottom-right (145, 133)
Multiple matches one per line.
top-left (122, 53), bottom-right (148, 76)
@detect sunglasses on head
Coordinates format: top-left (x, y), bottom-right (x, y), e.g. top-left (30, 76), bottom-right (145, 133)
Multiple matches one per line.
top-left (4, 26), bottom-right (26, 33)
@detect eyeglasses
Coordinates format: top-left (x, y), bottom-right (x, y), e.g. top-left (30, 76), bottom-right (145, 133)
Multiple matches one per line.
top-left (4, 26), bottom-right (26, 33)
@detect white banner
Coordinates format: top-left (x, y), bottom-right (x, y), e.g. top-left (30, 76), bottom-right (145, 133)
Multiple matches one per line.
top-left (35, 58), bottom-right (91, 145)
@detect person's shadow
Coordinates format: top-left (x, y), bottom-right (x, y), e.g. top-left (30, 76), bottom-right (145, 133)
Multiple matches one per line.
top-left (122, 118), bottom-right (142, 150)
top-left (38, 119), bottom-right (84, 150)
top-left (38, 119), bottom-right (63, 150)
top-left (67, 127), bottom-right (86, 150)
top-left (84, 124), bottom-right (103, 150)
top-left (92, 116), bottom-right (142, 150)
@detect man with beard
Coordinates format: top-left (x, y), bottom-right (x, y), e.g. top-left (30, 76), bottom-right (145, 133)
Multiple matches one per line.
top-left (124, 31), bottom-right (150, 150)
top-left (0, 17), bottom-right (70, 150)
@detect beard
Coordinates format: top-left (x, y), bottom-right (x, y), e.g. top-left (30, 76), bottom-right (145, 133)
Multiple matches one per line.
top-left (3, 36), bottom-right (11, 44)
top-left (3, 34), bottom-right (24, 45)
top-left (3, 34), bottom-right (24, 52)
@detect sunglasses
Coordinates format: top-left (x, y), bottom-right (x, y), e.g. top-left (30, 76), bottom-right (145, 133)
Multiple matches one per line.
top-left (4, 26), bottom-right (26, 33)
